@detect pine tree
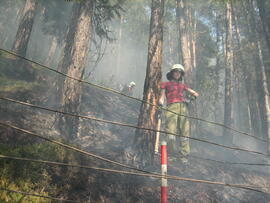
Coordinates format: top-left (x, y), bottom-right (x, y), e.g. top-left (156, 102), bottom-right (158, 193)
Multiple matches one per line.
top-left (133, 0), bottom-right (165, 166)
top-left (58, 0), bottom-right (94, 139)
top-left (223, 0), bottom-right (234, 144)
top-left (12, 0), bottom-right (37, 57)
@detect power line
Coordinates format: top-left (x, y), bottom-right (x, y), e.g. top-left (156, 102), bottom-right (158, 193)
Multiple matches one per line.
top-left (0, 188), bottom-right (79, 203)
top-left (1, 97), bottom-right (269, 157)
top-left (0, 121), bottom-right (153, 175)
top-left (1, 49), bottom-right (269, 194)
top-left (189, 154), bottom-right (270, 166)
top-left (1, 120), bottom-right (270, 193)
top-left (0, 48), bottom-right (266, 143)
top-left (0, 154), bottom-right (269, 194)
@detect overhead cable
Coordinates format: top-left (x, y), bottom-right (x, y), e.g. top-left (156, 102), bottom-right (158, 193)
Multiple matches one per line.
top-left (1, 97), bottom-right (269, 157)
top-left (0, 48), bottom-right (266, 143)
top-left (189, 154), bottom-right (270, 166)
top-left (0, 121), bottom-right (152, 175)
top-left (0, 154), bottom-right (269, 194)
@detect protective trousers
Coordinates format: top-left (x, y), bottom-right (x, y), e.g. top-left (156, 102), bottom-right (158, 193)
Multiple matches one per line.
top-left (165, 102), bottom-right (190, 157)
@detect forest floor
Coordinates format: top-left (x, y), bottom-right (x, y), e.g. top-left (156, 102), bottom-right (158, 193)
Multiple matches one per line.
top-left (1, 52), bottom-right (270, 202)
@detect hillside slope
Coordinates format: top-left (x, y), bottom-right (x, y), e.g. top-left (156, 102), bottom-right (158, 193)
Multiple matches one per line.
top-left (0, 52), bottom-right (270, 202)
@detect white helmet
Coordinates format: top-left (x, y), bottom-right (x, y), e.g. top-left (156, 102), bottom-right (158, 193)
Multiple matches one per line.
top-left (171, 64), bottom-right (185, 73)
top-left (129, 81), bottom-right (136, 86)
top-left (166, 64), bottom-right (185, 80)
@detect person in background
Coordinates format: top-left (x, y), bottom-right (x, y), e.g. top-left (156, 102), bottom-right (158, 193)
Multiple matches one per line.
top-left (159, 64), bottom-right (199, 163)
top-left (121, 81), bottom-right (136, 96)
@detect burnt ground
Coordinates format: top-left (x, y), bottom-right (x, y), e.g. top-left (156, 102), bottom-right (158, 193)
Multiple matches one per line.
top-left (1, 83), bottom-right (270, 203)
top-left (0, 53), bottom-right (269, 203)
top-left (79, 86), bottom-right (270, 202)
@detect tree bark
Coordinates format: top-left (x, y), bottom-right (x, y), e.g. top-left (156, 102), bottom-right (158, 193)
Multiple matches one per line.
top-left (115, 15), bottom-right (123, 79)
top-left (176, 0), bottom-right (192, 77)
top-left (256, 0), bottom-right (270, 54)
top-left (45, 36), bottom-right (58, 66)
top-left (58, 0), bottom-right (93, 139)
top-left (256, 0), bottom-right (270, 93)
top-left (168, 30), bottom-right (174, 65)
top-left (256, 41), bottom-right (270, 146)
top-left (12, 0), bottom-right (37, 56)
top-left (176, 0), bottom-right (199, 135)
top-left (233, 5), bottom-right (261, 136)
top-left (190, 10), bottom-right (197, 70)
top-left (133, 0), bottom-right (164, 166)
top-left (223, 0), bottom-right (234, 144)
top-left (214, 10), bottom-right (221, 125)
top-left (244, 0), bottom-right (270, 151)
top-left (11, 0), bottom-right (37, 80)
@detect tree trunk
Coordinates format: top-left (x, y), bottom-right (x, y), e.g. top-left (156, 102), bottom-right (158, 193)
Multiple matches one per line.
top-left (235, 76), bottom-right (243, 131)
top-left (244, 0), bottom-right (270, 151)
top-left (233, 5), bottom-right (261, 136)
top-left (45, 36), bottom-right (58, 66)
top-left (256, 0), bottom-right (270, 54)
top-left (11, 0), bottom-right (37, 80)
top-left (58, 0), bottom-right (93, 139)
top-left (175, 0), bottom-right (192, 77)
top-left (223, 0), bottom-right (234, 144)
top-left (168, 31), bottom-right (174, 65)
top-left (176, 0), bottom-right (199, 136)
top-left (188, 7), bottom-right (199, 135)
top-left (191, 10), bottom-right (197, 70)
top-left (256, 0), bottom-right (270, 94)
top-left (12, 0), bottom-right (37, 56)
top-left (115, 15), bottom-right (123, 80)
top-left (133, 0), bottom-right (164, 166)
top-left (214, 11), bottom-right (221, 125)
top-left (256, 41), bottom-right (270, 146)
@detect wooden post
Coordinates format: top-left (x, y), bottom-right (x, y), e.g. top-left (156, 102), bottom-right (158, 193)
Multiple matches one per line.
top-left (155, 114), bottom-right (162, 154)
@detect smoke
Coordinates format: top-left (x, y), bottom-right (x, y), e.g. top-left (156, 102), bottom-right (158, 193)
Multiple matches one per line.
top-left (0, 1), bottom-right (24, 50)
top-left (89, 10), bottom-right (150, 98)
top-left (1, 1), bottom-right (270, 201)
top-left (1, 0), bottom-right (268, 162)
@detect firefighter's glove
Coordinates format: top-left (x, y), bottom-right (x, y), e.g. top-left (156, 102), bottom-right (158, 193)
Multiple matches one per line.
top-left (157, 103), bottom-right (163, 116)
top-left (190, 95), bottom-right (197, 101)
top-left (185, 94), bottom-right (197, 104)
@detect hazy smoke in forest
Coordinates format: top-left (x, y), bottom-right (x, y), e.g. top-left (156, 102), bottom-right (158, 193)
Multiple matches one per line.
top-left (89, 22), bottom-right (149, 98)
top-left (0, 0), bottom-right (269, 179)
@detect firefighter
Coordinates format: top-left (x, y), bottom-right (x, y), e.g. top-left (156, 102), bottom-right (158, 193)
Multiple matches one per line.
top-left (121, 81), bottom-right (136, 96)
top-left (159, 64), bottom-right (199, 163)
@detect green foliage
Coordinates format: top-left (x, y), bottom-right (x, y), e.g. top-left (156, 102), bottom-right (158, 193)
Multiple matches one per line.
top-left (0, 137), bottom-right (90, 202)
top-left (0, 51), bottom-right (43, 94)
top-left (93, 0), bottom-right (126, 40)
top-left (0, 173), bottom-right (51, 203)
top-left (0, 142), bottom-right (67, 162)
top-left (0, 77), bottom-right (39, 93)
top-left (0, 142), bottom-right (68, 202)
